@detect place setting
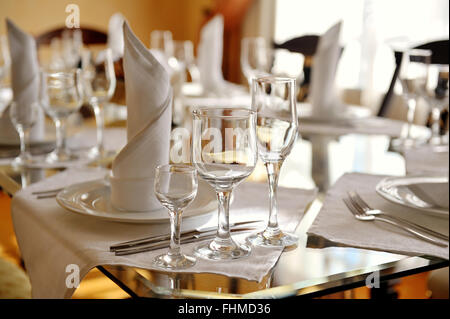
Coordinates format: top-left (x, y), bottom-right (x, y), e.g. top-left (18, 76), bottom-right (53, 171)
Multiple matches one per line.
top-left (0, 1), bottom-right (448, 302)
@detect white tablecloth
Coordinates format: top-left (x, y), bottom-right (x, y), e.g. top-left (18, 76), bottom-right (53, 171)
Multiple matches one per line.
top-left (11, 168), bottom-right (317, 298)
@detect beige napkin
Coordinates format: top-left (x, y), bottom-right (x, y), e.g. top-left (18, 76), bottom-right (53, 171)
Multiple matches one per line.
top-left (307, 173), bottom-right (449, 260)
top-left (0, 19), bottom-right (44, 143)
top-left (310, 21), bottom-right (345, 119)
top-left (11, 168), bottom-right (317, 298)
top-left (110, 22), bottom-right (172, 211)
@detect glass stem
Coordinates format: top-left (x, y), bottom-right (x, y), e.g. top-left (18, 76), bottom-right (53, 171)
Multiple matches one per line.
top-left (168, 210), bottom-right (182, 257)
top-left (405, 97), bottom-right (416, 140)
top-left (54, 117), bottom-right (67, 155)
top-left (92, 101), bottom-right (105, 155)
top-left (17, 127), bottom-right (26, 159)
top-left (431, 107), bottom-right (441, 139)
top-left (216, 190), bottom-right (232, 241)
top-left (265, 160), bottom-right (282, 236)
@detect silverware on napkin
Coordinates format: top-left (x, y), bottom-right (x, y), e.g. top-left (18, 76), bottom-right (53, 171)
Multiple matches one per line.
top-left (113, 227), bottom-right (259, 256)
top-left (110, 220), bottom-right (263, 252)
top-left (343, 196), bottom-right (448, 247)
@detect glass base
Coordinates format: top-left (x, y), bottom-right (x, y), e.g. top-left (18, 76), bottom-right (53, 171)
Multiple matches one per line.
top-left (194, 238), bottom-right (251, 260)
top-left (45, 149), bottom-right (78, 164)
top-left (390, 137), bottom-right (426, 152)
top-left (152, 253), bottom-right (196, 270)
top-left (246, 229), bottom-right (298, 248)
top-left (84, 146), bottom-right (116, 160)
top-left (11, 153), bottom-right (35, 168)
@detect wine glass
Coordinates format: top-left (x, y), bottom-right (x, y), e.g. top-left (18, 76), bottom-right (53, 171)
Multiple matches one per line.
top-left (192, 108), bottom-right (258, 260)
top-left (39, 70), bottom-right (84, 163)
top-left (174, 40), bottom-right (200, 83)
top-left (424, 64), bottom-right (449, 148)
top-left (81, 48), bottom-right (116, 159)
top-left (153, 164), bottom-right (198, 270)
top-left (150, 30), bottom-right (177, 70)
top-left (246, 76), bottom-right (299, 248)
top-left (8, 101), bottom-right (39, 167)
top-left (241, 37), bottom-right (272, 88)
top-left (397, 49), bottom-right (431, 149)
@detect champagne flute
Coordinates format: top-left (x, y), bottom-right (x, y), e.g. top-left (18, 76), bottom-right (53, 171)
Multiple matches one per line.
top-left (8, 101), bottom-right (39, 167)
top-left (81, 48), bottom-right (116, 159)
top-left (153, 164), bottom-right (198, 270)
top-left (241, 37), bottom-right (272, 88)
top-left (397, 49), bottom-right (431, 149)
top-left (246, 76), bottom-right (299, 248)
top-left (39, 70), bottom-right (84, 163)
top-left (192, 108), bottom-right (258, 260)
top-left (424, 64), bottom-right (449, 148)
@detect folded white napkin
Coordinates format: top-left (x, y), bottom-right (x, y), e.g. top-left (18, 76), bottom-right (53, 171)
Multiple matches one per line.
top-left (0, 19), bottom-right (44, 143)
top-left (110, 22), bottom-right (172, 212)
top-left (408, 181), bottom-right (449, 209)
top-left (196, 15), bottom-right (246, 98)
top-left (197, 15), bottom-right (226, 93)
top-left (107, 13), bottom-right (125, 61)
top-left (11, 168), bottom-right (317, 298)
top-left (307, 173), bottom-right (449, 260)
top-left (310, 21), bottom-right (345, 119)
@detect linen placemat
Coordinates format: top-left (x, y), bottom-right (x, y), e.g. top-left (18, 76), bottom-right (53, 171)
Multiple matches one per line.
top-left (307, 172), bottom-right (448, 260)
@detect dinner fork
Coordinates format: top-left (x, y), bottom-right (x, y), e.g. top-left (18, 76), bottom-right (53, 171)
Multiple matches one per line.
top-left (348, 191), bottom-right (449, 241)
top-left (342, 197), bottom-right (448, 247)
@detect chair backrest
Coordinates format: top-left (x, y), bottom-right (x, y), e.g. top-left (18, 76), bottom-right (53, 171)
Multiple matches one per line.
top-left (35, 26), bottom-right (107, 48)
top-left (377, 39), bottom-right (449, 117)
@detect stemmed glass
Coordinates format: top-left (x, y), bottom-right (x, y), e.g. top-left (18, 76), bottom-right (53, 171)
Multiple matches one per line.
top-left (241, 37), bottom-right (272, 88)
top-left (153, 164), bottom-right (198, 270)
top-left (192, 108), bottom-right (258, 260)
top-left (397, 49), bottom-right (431, 149)
top-left (39, 70), bottom-right (84, 163)
top-left (424, 64), bottom-right (449, 148)
top-left (150, 30), bottom-right (177, 70)
top-left (81, 48), bottom-right (116, 159)
top-left (8, 101), bottom-right (39, 167)
top-left (246, 76), bottom-right (299, 248)
top-left (174, 40), bottom-right (200, 83)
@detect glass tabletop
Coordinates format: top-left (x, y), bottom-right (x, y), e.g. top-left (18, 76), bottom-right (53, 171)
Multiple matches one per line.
top-left (1, 131), bottom-right (448, 299)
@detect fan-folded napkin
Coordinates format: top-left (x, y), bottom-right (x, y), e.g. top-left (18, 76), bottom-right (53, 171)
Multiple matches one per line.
top-left (0, 19), bottom-right (44, 143)
top-left (310, 21), bottom-right (345, 119)
top-left (110, 22), bottom-right (172, 211)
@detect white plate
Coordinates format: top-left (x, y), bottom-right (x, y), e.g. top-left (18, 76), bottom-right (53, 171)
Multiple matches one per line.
top-left (297, 103), bottom-right (371, 124)
top-left (375, 175), bottom-right (449, 217)
top-left (56, 179), bottom-right (217, 223)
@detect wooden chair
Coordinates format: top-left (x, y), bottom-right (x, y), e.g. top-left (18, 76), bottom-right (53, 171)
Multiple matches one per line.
top-left (377, 39), bottom-right (449, 118)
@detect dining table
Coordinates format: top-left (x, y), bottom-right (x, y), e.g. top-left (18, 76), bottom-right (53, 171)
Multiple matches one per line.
top-left (1, 99), bottom-right (448, 299)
